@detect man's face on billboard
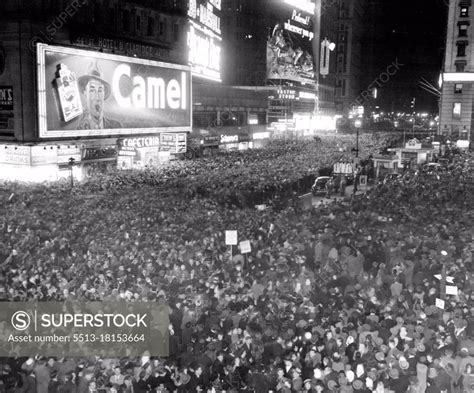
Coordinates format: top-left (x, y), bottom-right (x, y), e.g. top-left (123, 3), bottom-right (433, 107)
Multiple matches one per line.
top-left (84, 79), bottom-right (105, 120)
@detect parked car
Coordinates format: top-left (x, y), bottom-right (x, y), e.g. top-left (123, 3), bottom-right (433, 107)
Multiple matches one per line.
top-left (422, 162), bottom-right (446, 174)
top-left (311, 176), bottom-right (332, 196)
top-left (382, 173), bottom-right (402, 184)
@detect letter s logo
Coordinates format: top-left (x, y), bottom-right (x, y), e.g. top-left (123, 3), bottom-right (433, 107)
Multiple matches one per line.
top-left (11, 311), bottom-right (31, 331)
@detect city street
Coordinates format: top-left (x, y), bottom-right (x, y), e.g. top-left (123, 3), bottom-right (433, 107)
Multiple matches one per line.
top-left (0, 0), bottom-right (472, 392)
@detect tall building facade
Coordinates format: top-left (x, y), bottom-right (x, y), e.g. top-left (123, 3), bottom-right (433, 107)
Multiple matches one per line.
top-left (439, 0), bottom-right (473, 143)
top-left (333, 0), bottom-right (364, 114)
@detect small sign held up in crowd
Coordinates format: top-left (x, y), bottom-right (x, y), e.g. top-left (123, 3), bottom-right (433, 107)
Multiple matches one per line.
top-left (225, 230), bottom-right (238, 245)
top-left (435, 298), bottom-right (445, 309)
top-left (434, 274), bottom-right (455, 284)
top-left (446, 285), bottom-right (458, 296)
top-left (239, 240), bottom-right (251, 254)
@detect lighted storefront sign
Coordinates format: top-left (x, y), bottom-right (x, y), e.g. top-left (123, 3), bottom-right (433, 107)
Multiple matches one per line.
top-left (292, 10), bottom-right (311, 26)
top-left (188, 0), bottom-right (221, 34)
top-left (220, 134), bottom-right (239, 144)
top-left (283, 20), bottom-right (314, 40)
top-left (82, 146), bottom-right (118, 162)
top-left (253, 132), bottom-right (270, 140)
top-left (278, 89), bottom-right (296, 99)
top-left (37, 44), bottom-right (192, 139)
top-left (202, 135), bottom-right (220, 146)
top-left (283, 0), bottom-right (315, 14)
top-left (120, 136), bottom-right (160, 148)
top-left (160, 133), bottom-right (187, 153)
top-left (0, 145), bottom-right (31, 165)
top-left (188, 23), bottom-right (222, 82)
top-left (298, 91), bottom-right (316, 100)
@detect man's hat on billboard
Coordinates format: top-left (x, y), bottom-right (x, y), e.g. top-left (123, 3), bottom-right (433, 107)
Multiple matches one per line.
top-left (78, 60), bottom-right (111, 99)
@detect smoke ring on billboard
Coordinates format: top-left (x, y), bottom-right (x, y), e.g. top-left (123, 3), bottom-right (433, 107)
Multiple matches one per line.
top-left (137, 65), bottom-right (149, 77)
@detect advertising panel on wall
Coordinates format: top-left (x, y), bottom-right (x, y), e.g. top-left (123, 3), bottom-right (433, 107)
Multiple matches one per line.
top-left (187, 0), bottom-right (222, 82)
top-left (266, 0), bottom-right (316, 85)
top-left (37, 44), bottom-right (192, 139)
top-left (160, 133), bottom-right (187, 154)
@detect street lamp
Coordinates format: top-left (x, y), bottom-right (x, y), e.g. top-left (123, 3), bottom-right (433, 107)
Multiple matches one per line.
top-left (354, 119), bottom-right (362, 158)
top-left (68, 157), bottom-right (76, 189)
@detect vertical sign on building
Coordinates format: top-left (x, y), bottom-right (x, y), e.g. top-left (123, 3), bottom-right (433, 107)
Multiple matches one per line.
top-left (187, 0), bottom-right (222, 82)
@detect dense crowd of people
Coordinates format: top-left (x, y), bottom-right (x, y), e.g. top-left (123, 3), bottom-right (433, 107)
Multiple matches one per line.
top-left (0, 135), bottom-right (473, 393)
top-left (81, 134), bottom-right (390, 208)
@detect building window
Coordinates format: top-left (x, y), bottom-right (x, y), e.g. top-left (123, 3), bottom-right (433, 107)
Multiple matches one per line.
top-left (173, 24), bottom-right (179, 42)
top-left (455, 61), bottom-right (467, 72)
top-left (453, 102), bottom-right (461, 119)
top-left (109, 9), bottom-right (116, 29)
top-left (136, 15), bottom-right (141, 31)
top-left (455, 83), bottom-right (463, 93)
top-left (147, 17), bottom-right (155, 36)
top-left (457, 42), bottom-right (467, 57)
top-left (459, 23), bottom-right (469, 37)
top-left (460, 6), bottom-right (469, 17)
top-left (342, 79), bottom-right (347, 97)
top-left (159, 21), bottom-right (165, 36)
top-left (122, 10), bottom-right (130, 31)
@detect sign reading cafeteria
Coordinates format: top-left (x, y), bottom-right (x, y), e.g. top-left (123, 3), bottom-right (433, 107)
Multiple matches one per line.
top-left (36, 44), bottom-right (192, 139)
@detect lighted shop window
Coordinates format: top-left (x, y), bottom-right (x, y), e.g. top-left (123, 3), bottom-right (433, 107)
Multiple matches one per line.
top-left (453, 102), bottom-right (461, 119)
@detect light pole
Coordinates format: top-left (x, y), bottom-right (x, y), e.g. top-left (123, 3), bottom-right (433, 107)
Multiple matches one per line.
top-left (354, 119), bottom-right (362, 158)
top-left (313, 0), bottom-right (322, 115)
top-left (68, 157), bottom-right (76, 189)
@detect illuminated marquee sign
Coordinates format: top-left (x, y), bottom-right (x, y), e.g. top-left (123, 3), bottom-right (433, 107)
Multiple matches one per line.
top-left (121, 136), bottom-right (160, 148)
top-left (278, 89), bottom-right (296, 99)
top-left (160, 133), bottom-right (187, 153)
top-left (220, 134), bottom-right (238, 144)
top-left (299, 91), bottom-right (316, 100)
top-left (188, 23), bottom-right (221, 82)
top-left (284, 20), bottom-right (314, 40)
top-left (292, 10), bottom-right (311, 26)
top-left (36, 44), bottom-right (192, 139)
top-left (188, 0), bottom-right (221, 34)
top-left (187, 0), bottom-right (222, 82)
top-left (284, 0), bottom-right (315, 14)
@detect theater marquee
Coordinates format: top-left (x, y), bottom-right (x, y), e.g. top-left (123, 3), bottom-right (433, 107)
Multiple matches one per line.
top-left (37, 44), bottom-right (192, 139)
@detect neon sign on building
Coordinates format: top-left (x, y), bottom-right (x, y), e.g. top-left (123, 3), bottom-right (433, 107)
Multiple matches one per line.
top-left (187, 0), bottom-right (222, 82)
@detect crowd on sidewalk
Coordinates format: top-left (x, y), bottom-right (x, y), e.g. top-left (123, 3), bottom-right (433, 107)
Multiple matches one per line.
top-left (0, 136), bottom-right (473, 393)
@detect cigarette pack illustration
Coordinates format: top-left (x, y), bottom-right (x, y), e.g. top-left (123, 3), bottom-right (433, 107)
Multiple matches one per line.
top-left (54, 63), bottom-right (83, 122)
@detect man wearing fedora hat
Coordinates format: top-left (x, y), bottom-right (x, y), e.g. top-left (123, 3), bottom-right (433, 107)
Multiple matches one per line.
top-left (74, 60), bottom-right (121, 130)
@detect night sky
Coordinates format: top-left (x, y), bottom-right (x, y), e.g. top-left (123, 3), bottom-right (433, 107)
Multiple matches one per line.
top-left (372, 0), bottom-right (448, 113)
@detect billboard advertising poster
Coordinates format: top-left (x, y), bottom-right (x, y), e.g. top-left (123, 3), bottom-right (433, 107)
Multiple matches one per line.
top-left (266, 1), bottom-right (316, 85)
top-left (37, 44), bottom-right (192, 139)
